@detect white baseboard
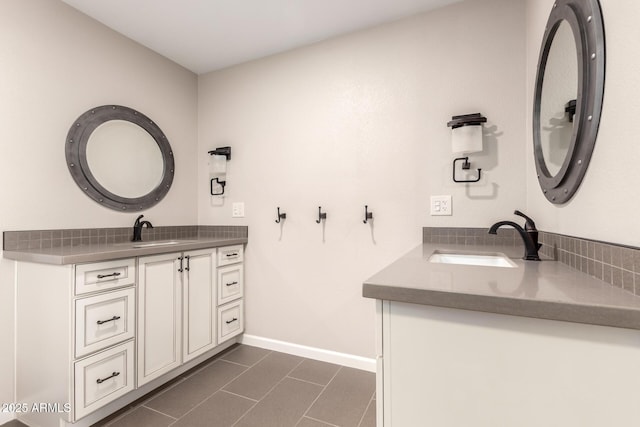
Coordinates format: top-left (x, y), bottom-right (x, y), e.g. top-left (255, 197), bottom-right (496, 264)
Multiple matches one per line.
top-left (239, 334), bottom-right (376, 373)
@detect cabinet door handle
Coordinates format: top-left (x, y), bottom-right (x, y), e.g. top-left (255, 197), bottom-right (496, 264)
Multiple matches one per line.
top-left (226, 281), bottom-right (238, 287)
top-left (96, 371), bottom-right (120, 384)
top-left (225, 253), bottom-right (238, 258)
top-left (225, 317), bottom-right (238, 324)
top-left (96, 315), bottom-right (121, 325)
top-left (185, 255), bottom-right (190, 271)
top-left (178, 256), bottom-right (184, 273)
top-left (97, 272), bottom-right (121, 279)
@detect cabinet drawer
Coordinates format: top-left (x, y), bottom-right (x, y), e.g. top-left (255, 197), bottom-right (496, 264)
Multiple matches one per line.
top-left (75, 288), bottom-right (135, 358)
top-left (218, 300), bottom-right (244, 343)
top-left (75, 259), bottom-right (136, 295)
top-left (217, 264), bottom-right (244, 305)
top-left (217, 245), bottom-right (244, 267)
top-left (74, 340), bottom-right (135, 421)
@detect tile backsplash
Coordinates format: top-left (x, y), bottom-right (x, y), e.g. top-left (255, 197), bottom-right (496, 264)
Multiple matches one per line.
top-left (6, 225), bottom-right (639, 296)
top-left (423, 227), bottom-right (519, 246)
top-left (538, 232), bottom-right (640, 296)
top-left (3, 225), bottom-right (248, 251)
top-left (423, 227), bottom-right (640, 296)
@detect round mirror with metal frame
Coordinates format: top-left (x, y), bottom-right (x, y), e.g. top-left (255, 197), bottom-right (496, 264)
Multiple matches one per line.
top-left (66, 105), bottom-right (175, 211)
top-left (533, 0), bottom-right (605, 204)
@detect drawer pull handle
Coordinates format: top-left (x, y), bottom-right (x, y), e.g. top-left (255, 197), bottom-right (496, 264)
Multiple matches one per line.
top-left (96, 371), bottom-right (120, 384)
top-left (97, 272), bottom-right (121, 279)
top-left (97, 315), bottom-right (121, 325)
top-left (225, 317), bottom-right (238, 324)
top-left (225, 253), bottom-right (238, 257)
top-left (226, 281), bottom-right (238, 287)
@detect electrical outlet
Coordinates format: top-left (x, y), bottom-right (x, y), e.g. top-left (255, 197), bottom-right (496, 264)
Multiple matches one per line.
top-left (430, 195), bottom-right (452, 216)
top-left (232, 202), bottom-right (245, 218)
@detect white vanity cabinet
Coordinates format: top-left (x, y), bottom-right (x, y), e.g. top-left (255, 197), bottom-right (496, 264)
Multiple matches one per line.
top-left (376, 301), bottom-right (640, 427)
top-left (15, 258), bottom-right (137, 427)
top-left (13, 242), bottom-right (246, 427)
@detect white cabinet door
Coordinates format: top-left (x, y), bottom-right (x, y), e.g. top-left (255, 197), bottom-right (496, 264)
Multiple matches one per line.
top-left (138, 252), bottom-right (182, 386)
top-left (182, 248), bottom-right (217, 362)
top-left (382, 301), bottom-right (640, 427)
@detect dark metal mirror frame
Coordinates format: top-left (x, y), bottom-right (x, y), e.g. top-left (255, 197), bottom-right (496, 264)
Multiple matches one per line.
top-left (65, 105), bottom-right (175, 211)
top-left (533, 0), bottom-right (605, 204)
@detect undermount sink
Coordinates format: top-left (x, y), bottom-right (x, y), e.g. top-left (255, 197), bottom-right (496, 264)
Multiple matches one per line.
top-left (132, 240), bottom-right (195, 248)
top-left (428, 250), bottom-right (517, 268)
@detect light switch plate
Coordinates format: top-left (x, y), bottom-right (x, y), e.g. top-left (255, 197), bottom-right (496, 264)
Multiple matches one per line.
top-left (232, 202), bottom-right (245, 218)
top-left (430, 195), bottom-right (452, 216)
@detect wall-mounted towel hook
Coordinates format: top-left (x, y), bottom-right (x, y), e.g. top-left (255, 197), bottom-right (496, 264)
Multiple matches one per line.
top-left (316, 206), bottom-right (327, 223)
top-left (363, 205), bottom-right (373, 224)
top-left (210, 177), bottom-right (226, 195)
top-left (275, 207), bottom-right (287, 223)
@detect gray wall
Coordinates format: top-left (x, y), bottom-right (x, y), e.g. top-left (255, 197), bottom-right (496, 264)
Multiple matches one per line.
top-left (0, 1), bottom-right (198, 423)
top-left (197, 0), bottom-right (527, 359)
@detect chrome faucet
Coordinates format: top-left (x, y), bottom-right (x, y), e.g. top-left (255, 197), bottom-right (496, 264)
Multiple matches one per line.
top-left (488, 210), bottom-right (541, 261)
top-left (132, 215), bottom-right (153, 242)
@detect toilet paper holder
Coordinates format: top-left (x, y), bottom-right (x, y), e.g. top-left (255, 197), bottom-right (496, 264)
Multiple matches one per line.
top-left (453, 157), bottom-right (481, 183)
top-left (210, 177), bottom-right (226, 195)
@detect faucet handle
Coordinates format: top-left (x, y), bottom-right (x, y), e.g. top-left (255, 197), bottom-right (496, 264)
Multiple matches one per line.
top-left (514, 210), bottom-right (537, 232)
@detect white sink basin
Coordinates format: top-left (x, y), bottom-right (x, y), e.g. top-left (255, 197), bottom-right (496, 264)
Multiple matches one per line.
top-left (133, 240), bottom-right (194, 248)
top-left (428, 250), bottom-right (517, 268)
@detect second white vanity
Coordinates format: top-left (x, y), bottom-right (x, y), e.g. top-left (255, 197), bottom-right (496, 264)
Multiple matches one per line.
top-left (6, 236), bottom-right (246, 427)
top-left (365, 242), bottom-right (640, 427)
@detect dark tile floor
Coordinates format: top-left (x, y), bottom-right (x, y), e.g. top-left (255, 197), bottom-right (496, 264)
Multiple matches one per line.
top-left (105, 344), bottom-right (376, 427)
top-left (4, 345), bottom-right (376, 427)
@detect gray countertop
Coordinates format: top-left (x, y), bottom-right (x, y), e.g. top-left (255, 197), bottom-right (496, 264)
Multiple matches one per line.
top-left (3, 237), bottom-right (247, 265)
top-left (363, 243), bottom-right (640, 330)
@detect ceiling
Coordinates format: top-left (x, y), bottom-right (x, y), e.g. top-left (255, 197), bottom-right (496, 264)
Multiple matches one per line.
top-left (61, 0), bottom-right (462, 74)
